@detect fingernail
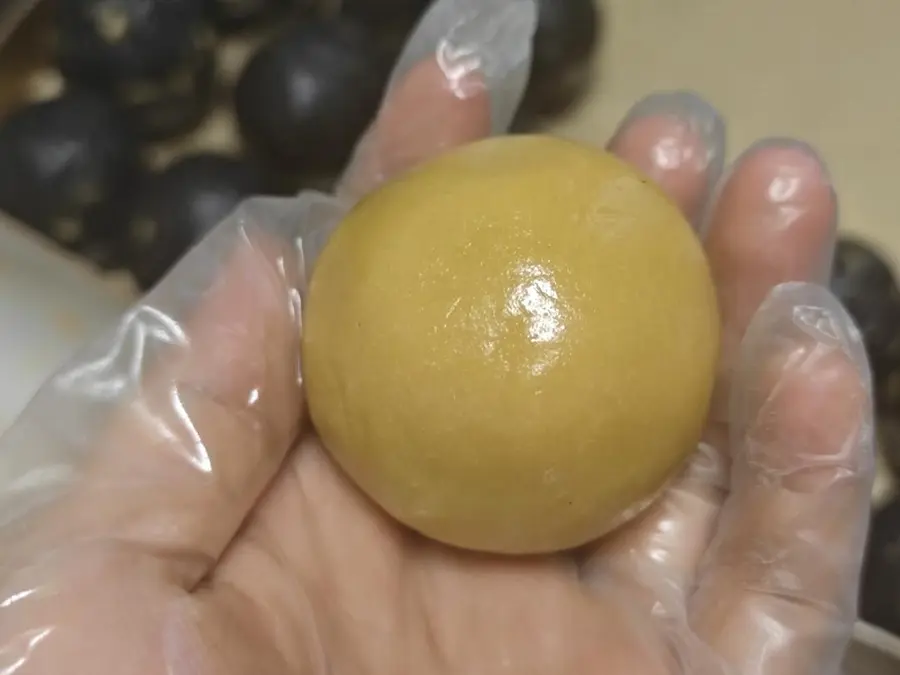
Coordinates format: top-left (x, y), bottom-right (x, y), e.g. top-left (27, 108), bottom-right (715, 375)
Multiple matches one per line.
top-left (388, 0), bottom-right (538, 134)
top-left (738, 281), bottom-right (869, 390)
top-left (737, 137), bottom-right (833, 189)
top-left (714, 137), bottom-right (838, 281)
top-left (614, 91), bottom-right (726, 227)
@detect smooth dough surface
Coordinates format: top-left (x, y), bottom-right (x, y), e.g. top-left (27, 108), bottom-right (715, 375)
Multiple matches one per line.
top-left (302, 134), bottom-right (720, 554)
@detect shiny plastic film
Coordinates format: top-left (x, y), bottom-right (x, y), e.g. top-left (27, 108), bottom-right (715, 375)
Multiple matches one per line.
top-left (0, 0), bottom-right (878, 672)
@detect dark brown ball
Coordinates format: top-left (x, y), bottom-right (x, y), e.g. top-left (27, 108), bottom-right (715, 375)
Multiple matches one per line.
top-left (517, 0), bottom-right (601, 123)
top-left (123, 152), bottom-right (272, 290)
top-left (234, 18), bottom-right (390, 178)
top-left (0, 90), bottom-right (143, 268)
top-left (860, 498), bottom-right (900, 635)
top-left (55, 0), bottom-right (218, 140)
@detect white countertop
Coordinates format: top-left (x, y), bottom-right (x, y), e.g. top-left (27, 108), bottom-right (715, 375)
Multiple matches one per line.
top-left (0, 220), bottom-right (132, 431)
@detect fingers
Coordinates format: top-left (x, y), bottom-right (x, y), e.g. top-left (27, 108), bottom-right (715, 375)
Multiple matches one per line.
top-left (706, 139), bottom-right (837, 421)
top-left (0, 196), bottom-right (329, 587)
top-left (337, 57), bottom-right (491, 201)
top-left (582, 91), bottom-right (725, 607)
top-left (625, 138), bottom-right (837, 592)
top-left (607, 91), bottom-right (726, 228)
top-left (690, 282), bottom-right (875, 674)
top-left (388, 0), bottom-right (536, 135)
top-left (583, 103), bottom-right (839, 627)
top-left (337, 0), bottom-right (537, 200)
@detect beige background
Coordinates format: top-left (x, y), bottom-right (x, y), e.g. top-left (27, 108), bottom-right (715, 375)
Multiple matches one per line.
top-left (554, 0), bottom-right (898, 260)
top-left (554, 4), bottom-right (900, 663)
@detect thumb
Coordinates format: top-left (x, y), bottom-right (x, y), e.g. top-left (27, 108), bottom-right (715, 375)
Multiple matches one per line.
top-left (0, 193), bottom-right (340, 589)
top-left (0, 194), bottom-right (343, 675)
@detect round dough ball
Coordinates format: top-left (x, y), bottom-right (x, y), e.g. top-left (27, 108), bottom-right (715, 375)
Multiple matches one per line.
top-left (301, 135), bottom-right (720, 554)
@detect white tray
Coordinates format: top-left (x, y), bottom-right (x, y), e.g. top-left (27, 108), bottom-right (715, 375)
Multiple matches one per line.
top-left (0, 217), bottom-right (132, 431)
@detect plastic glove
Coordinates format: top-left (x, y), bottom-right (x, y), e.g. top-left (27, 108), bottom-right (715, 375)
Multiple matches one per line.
top-left (0, 0), bottom-right (874, 673)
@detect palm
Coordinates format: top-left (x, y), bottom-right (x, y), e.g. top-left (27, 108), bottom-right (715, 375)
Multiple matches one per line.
top-left (200, 437), bottom-right (671, 675)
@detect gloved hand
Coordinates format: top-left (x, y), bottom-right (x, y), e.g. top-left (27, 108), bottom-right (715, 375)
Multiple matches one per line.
top-left (0, 1), bottom-right (874, 673)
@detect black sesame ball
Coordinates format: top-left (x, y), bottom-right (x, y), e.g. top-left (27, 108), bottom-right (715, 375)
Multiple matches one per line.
top-left (518, 0), bottom-right (601, 123)
top-left (337, 0), bottom-right (430, 56)
top-left (234, 18), bottom-right (390, 178)
top-left (55, 0), bottom-right (209, 82)
top-left (832, 238), bottom-right (897, 306)
top-left (114, 37), bottom-right (218, 141)
top-left (860, 498), bottom-right (900, 635)
top-left (878, 419), bottom-right (900, 487)
top-left (0, 90), bottom-right (142, 268)
top-left (830, 237), bottom-right (900, 406)
top-left (205, 0), bottom-right (312, 33)
top-left (54, 0), bottom-right (218, 140)
top-left (337, 0), bottom-right (429, 27)
top-left (123, 152), bottom-right (271, 290)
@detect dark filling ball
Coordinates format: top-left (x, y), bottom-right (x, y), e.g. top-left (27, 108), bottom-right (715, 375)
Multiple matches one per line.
top-left (0, 90), bottom-right (142, 269)
top-left (55, 0), bottom-right (209, 82)
top-left (114, 36), bottom-right (217, 141)
top-left (234, 18), bottom-right (391, 179)
top-left (337, 0), bottom-right (429, 27)
top-left (336, 0), bottom-right (431, 57)
top-left (860, 498), bottom-right (900, 635)
top-left (830, 237), bottom-right (900, 410)
top-left (54, 0), bottom-right (217, 139)
top-left (876, 340), bottom-right (900, 421)
top-left (205, 0), bottom-right (313, 33)
top-left (517, 0), bottom-right (601, 123)
top-left (879, 419), bottom-right (900, 486)
top-left (123, 152), bottom-right (272, 290)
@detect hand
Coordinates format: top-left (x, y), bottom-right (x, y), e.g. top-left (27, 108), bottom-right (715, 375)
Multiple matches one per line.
top-left (0, 1), bottom-right (874, 673)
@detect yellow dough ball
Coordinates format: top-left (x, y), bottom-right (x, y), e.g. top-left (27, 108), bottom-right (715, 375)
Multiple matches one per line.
top-left (301, 135), bottom-right (720, 555)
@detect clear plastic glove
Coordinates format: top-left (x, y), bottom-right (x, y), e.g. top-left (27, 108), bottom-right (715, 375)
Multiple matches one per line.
top-left (0, 0), bottom-right (874, 673)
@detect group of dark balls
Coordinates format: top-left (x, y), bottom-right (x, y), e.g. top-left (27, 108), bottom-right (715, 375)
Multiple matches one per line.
top-left (835, 238), bottom-right (900, 637)
top-left (1, 0), bottom-right (900, 643)
top-left (0, 0), bottom-right (600, 290)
